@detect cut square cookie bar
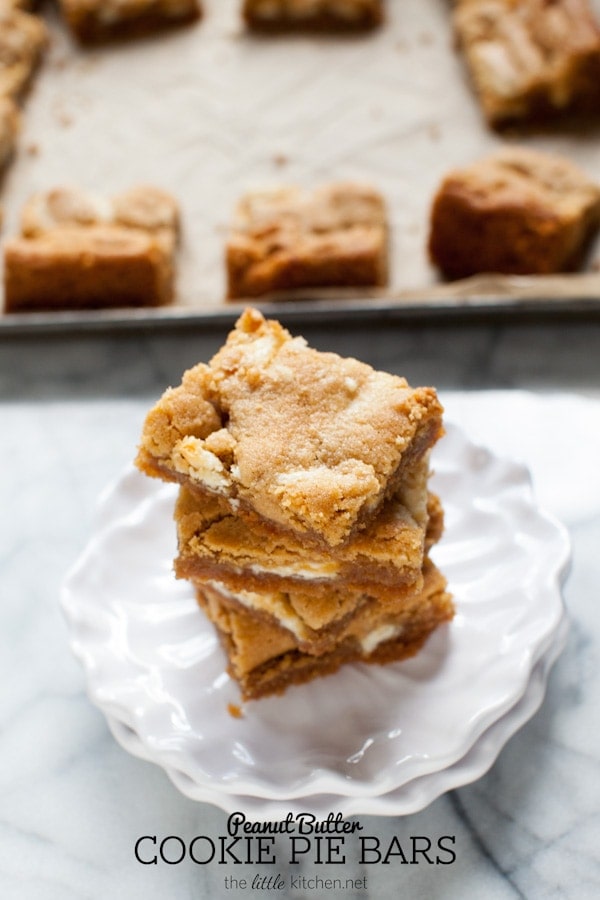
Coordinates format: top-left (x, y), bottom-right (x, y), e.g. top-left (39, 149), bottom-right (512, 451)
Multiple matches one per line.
top-left (226, 183), bottom-right (388, 299)
top-left (136, 308), bottom-right (444, 547)
top-left (4, 226), bottom-right (175, 312)
top-left (0, 5), bottom-right (47, 102)
top-left (454, 0), bottom-right (600, 128)
top-left (174, 476), bottom-right (437, 598)
top-left (243, 0), bottom-right (383, 32)
top-left (428, 147), bottom-right (600, 279)
top-left (3, 185), bottom-right (180, 312)
top-left (186, 493), bottom-right (444, 656)
top-left (197, 559), bottom-right (454, 701)
top-left (59, 0), bottom-right (202, 45)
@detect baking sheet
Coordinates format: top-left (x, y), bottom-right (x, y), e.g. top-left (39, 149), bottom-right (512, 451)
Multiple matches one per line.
top-left (2, 0), bottom-right (600, 328)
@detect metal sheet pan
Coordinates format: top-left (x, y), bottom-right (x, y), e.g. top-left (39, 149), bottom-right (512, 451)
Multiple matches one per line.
top-left (2, 1), bottom-right (600, 332)
top-left (2, 273), bottom-right (600, 337)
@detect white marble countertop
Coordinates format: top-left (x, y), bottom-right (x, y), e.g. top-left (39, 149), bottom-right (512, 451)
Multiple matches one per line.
top-left (1, 318), bottom-right (600, 899)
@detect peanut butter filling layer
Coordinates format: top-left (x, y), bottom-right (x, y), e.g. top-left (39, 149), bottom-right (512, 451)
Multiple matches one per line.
top-left (197, 560), bottom-right (454, 700)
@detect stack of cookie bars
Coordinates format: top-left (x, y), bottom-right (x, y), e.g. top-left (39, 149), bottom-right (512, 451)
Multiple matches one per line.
top-left (136, 308), bottom-right (453, 700)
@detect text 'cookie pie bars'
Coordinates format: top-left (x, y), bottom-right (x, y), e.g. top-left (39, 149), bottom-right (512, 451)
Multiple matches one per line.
top-left (136, 309), bottom-right (453, 700)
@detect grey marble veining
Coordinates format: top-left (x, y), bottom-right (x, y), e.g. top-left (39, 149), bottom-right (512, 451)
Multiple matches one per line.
top-left (1, 321), bottom-right (600, 900)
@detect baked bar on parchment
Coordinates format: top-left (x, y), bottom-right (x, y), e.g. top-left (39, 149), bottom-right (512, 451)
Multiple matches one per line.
top-left (428, 147), bottom-right (600, 279)
top-left (4, 226), bottom-right (175, 312)
top-left (197, 559), bottom-right (453, 700)
top-left (136, 308), bottom-right (444, 547)
top-left (0, 5), bottom-right (47, 102)
top-left (59, 0), bottom-right (202, 44)
top-left (4, 184), bottom-right (180, 312)
top-left (226, 183), bottom-right (388, 299)
top-left (243, 0), bottom-right (383, 32)
top-left (454, 0), bottom-right (600, 128)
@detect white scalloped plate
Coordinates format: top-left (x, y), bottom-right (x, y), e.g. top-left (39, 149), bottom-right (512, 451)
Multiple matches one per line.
top-left (106, 616), bottom-right (568, 820)
top-left (60, 424), bottom-right (570, 814)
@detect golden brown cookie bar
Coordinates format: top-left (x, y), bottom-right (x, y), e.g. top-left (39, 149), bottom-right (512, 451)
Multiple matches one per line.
top-left (243, 0), bottom-right (383, 32)
top-left (174, 482), bottom-right (437, 599)
top-left (3, 226), bottom-right (174, 312)
top-left (226, 183), bottom-right (388, 299)
top-left (428, 147), bottom-right (600, 280)
top-left (187, 493), bottom-right (444, 655)
top-left (136, 309), bottom-right (444, 547)
top-left (0, 5), bottom-right (47, 102)
top-left (59, 0), bottom-right (202, 44)
top-left (197, 560), bottom-right (454, 700)
top-left (4, 185), bottom-right (180, 312)
top-left (20, 185), bottom-right (180, 245)
top-left (454, 0), bottom-right (600, 128)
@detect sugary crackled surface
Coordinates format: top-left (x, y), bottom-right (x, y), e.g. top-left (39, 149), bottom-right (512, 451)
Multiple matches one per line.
top-left (3, 0), bottom-right (600, 311)
top-left (137, 308), bottom-right (443, 545)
